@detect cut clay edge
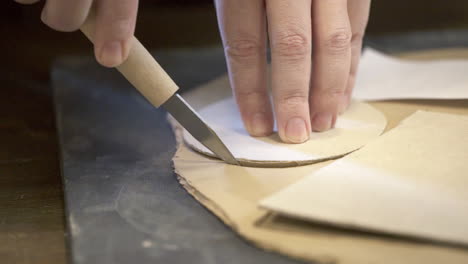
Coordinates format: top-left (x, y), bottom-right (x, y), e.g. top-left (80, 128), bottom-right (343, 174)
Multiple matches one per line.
top-left (183, 140), bottom-right (348, 168)
top-left (182, 100), bottom-right (388, 168)
top-left (168, 115), bottom-right (238, 228)
top-left (168, 114), bottom-right (337, 264)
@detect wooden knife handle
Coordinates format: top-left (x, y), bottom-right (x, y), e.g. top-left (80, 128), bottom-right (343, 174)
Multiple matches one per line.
top-left (80, 9), bottom-right (179, 107)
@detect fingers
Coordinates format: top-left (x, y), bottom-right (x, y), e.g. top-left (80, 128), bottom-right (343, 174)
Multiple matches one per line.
top-left (18, 0), bottom-right (139, 68)
top-left (14, 0), bottom-right (40, 4)
top-left (266, 0), bottom-right (312, 143)
top-left (41, 0), bottom-right (93, 32)
top-left (215, 0), bottom-right (272, 137)
top-left (94, 0), bottom-right (139, 67)
top-left (41, 0), bottom-right (139, 67)
top-left (342, 0), bottom-right (371, 112)
top-left (309, 0), bottom-right (351, 132)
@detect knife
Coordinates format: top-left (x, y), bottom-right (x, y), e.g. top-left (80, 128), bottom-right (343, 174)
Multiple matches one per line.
top-left (80, 10), bottom-right (239, 166)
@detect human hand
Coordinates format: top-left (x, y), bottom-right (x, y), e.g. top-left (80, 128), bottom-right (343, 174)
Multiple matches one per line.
top-left (14, 0), bottom-right (139, 67)
top-left (215, 0), bottom-right (371, 143)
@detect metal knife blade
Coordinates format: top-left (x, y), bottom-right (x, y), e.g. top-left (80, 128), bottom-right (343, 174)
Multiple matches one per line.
top-left (163, 94), bottom-right (239, 166)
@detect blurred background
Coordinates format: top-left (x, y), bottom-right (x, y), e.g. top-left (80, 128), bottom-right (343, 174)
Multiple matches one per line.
top-left (2, 0), bottom-right (468, 80)
top-left (1, 1), bottom-right (468, 263)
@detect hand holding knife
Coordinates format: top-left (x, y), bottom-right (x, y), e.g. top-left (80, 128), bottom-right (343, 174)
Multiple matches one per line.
top-left (80, 8), bottom-right (239, 166)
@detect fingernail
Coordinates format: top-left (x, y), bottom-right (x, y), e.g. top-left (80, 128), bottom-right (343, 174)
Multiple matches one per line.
top-left (312, 112), bottom-right (333, 132)
top-left (250, 113), bottom-right (271, 136)
top-left (285, 117), bottom-right (309, 143)
top-left (99, 41), bottom-right (123, 67)
top-left (40, 8), bottom-right (48, 23)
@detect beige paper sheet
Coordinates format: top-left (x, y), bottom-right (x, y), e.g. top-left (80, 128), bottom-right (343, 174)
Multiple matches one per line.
top-left (182, 77), bottom-right (387, 167)
top-left (260, 110), bottom-right (468, 246)
top-left (354, 48), bottom-right (468, 100)
top-left (172, 49), bottom-right (468, 263)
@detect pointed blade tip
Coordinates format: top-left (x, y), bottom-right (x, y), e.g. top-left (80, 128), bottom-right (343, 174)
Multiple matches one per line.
top-left (163, 94), bottom-right (240, 166)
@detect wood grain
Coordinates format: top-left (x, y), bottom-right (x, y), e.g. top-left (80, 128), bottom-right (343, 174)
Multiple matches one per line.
top-left (0, 77), bottom-right (66, 264)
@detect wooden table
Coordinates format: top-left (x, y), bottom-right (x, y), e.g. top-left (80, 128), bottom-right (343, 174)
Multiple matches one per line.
top-left (0, 76), bottom-right (66, 263)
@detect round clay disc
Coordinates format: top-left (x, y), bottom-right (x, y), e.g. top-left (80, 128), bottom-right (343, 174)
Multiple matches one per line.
top-left (183, 97), bottom-right (387, 167)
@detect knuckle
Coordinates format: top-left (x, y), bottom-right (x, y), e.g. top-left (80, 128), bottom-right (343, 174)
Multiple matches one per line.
top-left (328, 88), bottom-right (344, 97)
top-left (321, 87), bottom-right (344, 100)
top-left (278, 91), bottom-right (309, 108)
top-left (351, 32), bottom-right (364, 48)
top-left (225, 39), bottom-right (264, 60)
top-left (235, 89), bottom-right (266, 100)
top-left (235, 90), bottom-right (269, 117)
top-left (274, 32), bottom-right (311, 60)
top-left (322, 28), bottom-right (352, 55)
top-left (112, 18), bottom-right (134, 38)
top-left (313, 83), bottom-right (345, 102)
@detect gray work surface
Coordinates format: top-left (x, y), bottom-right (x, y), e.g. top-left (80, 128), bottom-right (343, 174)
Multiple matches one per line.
top-left (53, 31), bottom-right (468, 264)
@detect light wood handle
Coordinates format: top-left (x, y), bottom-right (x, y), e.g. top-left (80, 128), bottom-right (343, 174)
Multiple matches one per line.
top-left (80, 10), bottom-right (179, 107)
